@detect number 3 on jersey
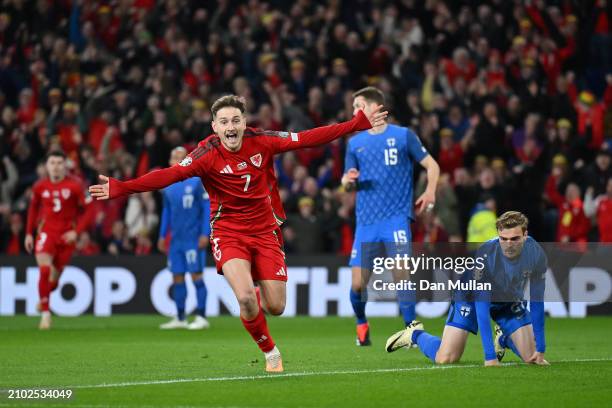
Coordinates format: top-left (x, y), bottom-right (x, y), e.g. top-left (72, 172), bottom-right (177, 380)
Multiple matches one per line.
top-left (52, 198), bottom-right (62, 212)
top-left (384, 148), bottom-right (397, 166)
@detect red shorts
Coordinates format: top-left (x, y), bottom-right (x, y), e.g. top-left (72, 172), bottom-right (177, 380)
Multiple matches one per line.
top-left (211, 229), bottom-right (287, 282)
top-left (35, 230), bottom-right (75, 272)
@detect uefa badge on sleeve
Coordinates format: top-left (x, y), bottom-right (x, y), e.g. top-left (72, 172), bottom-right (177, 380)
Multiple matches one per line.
top-left (179, 157), bottom-right (193, 167)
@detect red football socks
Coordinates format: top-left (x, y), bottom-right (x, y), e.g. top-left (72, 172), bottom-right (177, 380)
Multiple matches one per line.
top-left (241, 308), bottom-right (275, 353)
top-left (49, 279), bottom-right (59, 292)
top-left (38, 265), bottom-right (51, 312)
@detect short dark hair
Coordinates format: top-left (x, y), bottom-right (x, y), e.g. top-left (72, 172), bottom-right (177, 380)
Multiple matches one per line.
top-left (211, 95), bottom-right (246, 118)
top-left (45, 150), bottom-right (66, 161)
top-left (352, 86), bottom-right (385, 105)
top-left (496, 211), bottom-right (528, 233)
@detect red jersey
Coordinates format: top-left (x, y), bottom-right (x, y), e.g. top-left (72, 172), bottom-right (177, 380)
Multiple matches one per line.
top-left (198, 134), bottom-right (287, 226)
top-left (26, 177), bottom-right (94, 235)
top-left (109, 111), bottom-right (372, 236)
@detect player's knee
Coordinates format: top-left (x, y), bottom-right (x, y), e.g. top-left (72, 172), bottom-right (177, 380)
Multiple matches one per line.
top-left (435, 352), bottom-right (460, 365)
top-left (173, 275), bottom-right (185, 284)
top-left (266, 300), bottom-right (285, 316)
top-left (236, 290), bottom-right (258, 312)
top-left (37, 259), bottom-right (52, 267)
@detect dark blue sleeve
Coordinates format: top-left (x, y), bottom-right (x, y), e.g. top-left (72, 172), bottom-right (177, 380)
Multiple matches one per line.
top-left (344, 140), bottom-right (358, 173)
top-left (475, 289), bottom-right (496, 361)
top-left (406, 129), bottom-right (429, 163)
top-left (530, 247), bottom-right (547, 353)
top-left (200, 186), bottom-right (210, 237)
top-left (159, 191), bottom-right (171, 238)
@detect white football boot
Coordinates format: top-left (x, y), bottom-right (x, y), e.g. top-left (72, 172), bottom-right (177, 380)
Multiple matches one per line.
top-left (159, 318), bottom-right (188, 329)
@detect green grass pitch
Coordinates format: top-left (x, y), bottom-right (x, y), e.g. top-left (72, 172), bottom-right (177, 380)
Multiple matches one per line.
top-left (1, 316), bottom-right (611, 407)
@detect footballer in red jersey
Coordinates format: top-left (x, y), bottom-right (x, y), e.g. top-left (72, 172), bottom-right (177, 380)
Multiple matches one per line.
top-left (25, 151), bottom-right (95, 330)
top-left (90, 95), bottom-right (388, 372)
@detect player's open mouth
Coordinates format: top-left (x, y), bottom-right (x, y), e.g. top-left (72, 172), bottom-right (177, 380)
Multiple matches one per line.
top-left (226, 133), bottom-right (238, 142)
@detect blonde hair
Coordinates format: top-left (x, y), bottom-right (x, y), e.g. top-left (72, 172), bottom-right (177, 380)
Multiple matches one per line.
top-left (496, 211), bottom-right (528, 232)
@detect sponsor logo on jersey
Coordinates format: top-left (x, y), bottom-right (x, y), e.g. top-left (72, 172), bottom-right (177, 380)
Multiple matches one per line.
top-left (53, 191), bottom-right (59, 197)
top-left (276, 267), bottom-right (287, 277)
top-left (42, 190), bottom-right (50, 198)
top-left (237, 162), bottom-right (247, 170)
top-left (250, 153), bottom-right (262, 167)
top-left (185, 185), bottom-right (193, 194)
top-left (61, 188), bottom-right (71, 199)
top-left (179, 157), bottom-right (193, 167)
top-left (220, 165), bottom-right (233, 174)
top-left (386, 138), bottom-right (396, 147)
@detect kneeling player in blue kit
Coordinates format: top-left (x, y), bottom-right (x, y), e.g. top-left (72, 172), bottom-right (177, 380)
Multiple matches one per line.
top-left (386, 211), bottom-right (549, 366)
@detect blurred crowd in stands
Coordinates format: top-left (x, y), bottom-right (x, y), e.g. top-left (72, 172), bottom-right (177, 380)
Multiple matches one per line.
top-left (0, 0), bottom-right (610, 256)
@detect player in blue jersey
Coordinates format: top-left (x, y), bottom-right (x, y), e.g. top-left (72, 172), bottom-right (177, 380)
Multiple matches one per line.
top-left (342, 87), bottom-right (440, 346)
top-left (386, 211), bottom-right (549, 366)
top-left (158, 147), bottom-right (211, 330)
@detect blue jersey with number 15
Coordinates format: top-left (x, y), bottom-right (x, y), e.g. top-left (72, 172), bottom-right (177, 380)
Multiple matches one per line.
top-left (344, 124), bottom-right (429, 225)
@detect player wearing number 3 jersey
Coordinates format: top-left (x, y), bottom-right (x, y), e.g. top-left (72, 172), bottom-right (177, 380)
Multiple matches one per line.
top-left (89, 95), bottom-right (388, 372)
top-left (25, 151), bottom-right (95, 330)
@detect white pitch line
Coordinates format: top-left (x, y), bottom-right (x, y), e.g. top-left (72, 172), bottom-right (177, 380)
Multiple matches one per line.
top-left (66, 358), bottom-right (612, 390)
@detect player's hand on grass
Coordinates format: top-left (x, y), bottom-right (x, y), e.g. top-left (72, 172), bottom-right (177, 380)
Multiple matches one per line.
top-left (157, 238), bottom-right (166, 253)
top-left (62, 230), bottom-right (77, 244)
top-left (89, 175), bottom-right (110, 200)
top-left (198, 235), bottom-right (209, 249)
top-left (24, 234), bottom-right (34, 254)
top-left (484, 359), bottom-right (501, 367)
top-left (362, 104), bottom-right (388, 128)
top-left (528, 351), bottom-right (550, 366)
top-left (415, 190), bottom-right (436, 214)
top-left (341, 168), bottom-right (359, 190)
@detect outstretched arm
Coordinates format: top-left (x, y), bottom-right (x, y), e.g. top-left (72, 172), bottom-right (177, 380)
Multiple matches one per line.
top-left (268, 107), bottom-right (388, 154)
top-left (89, 154), bottom-right (203, 200)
